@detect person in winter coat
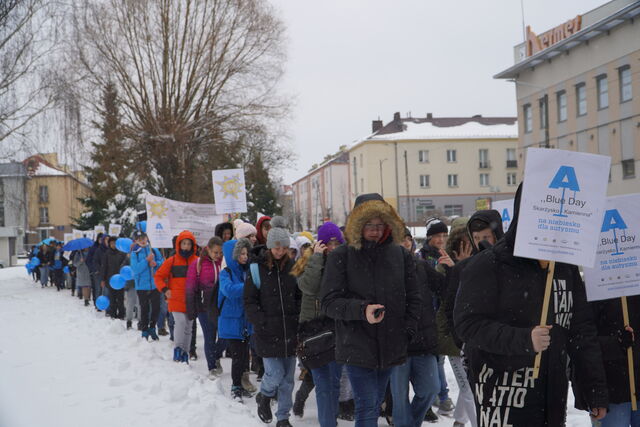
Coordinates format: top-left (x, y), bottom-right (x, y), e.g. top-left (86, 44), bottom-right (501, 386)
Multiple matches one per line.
top-left (215, 222), bottom-right (234, 242)
top-left (585, 296), bottom-right (640, 426)
top-left (454, 183), bottom-right (608, 426)
top-left (101, 237), bottom-right (127, 319)
top-left (37, 244), bottom-right (52, 287)
top-left (154, 230), bottom-right (198, 363)
top-left (185, 236), bottom-right (224, 375)
top-left (219, 238), bottom-right (256, 400)
top-left (130, 231), bottom-right (164, 340)
top-left (419, 218), bottom-right (449, 268)
top-left (88, 235), bottom-right (110, 305)
top-left (51, 242), bottom-right (68, 291)
top-left (234, 219), bottom-right (258, 246)
top-left (86, 233), bottom-right (104, 304)
top-left (244, 217), bottom-right (301, 427)
top-left (293, 221), bottom-right (344, 427)
top-left (387, 228), bottom-right (441, 427)
top-left (73, 247), bottom-right (92, 306)
top-left (255, 216), bottom-right (272, 246)
top-left (320, 193), bottom-right (422, 427)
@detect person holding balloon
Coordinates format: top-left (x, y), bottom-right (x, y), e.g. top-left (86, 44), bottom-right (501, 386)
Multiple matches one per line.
top-left (130, 230), bottom-right (164, 340)
top-left (101, 236), bottom-right (128, 319)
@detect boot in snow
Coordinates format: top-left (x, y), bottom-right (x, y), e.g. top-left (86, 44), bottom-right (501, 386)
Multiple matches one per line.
top-left (126, 320), bottom-right (132, 330)
top-left (189, 349), bottom-right (198, 361)
top-left (255, 392), bottom-right (273, 423)
top-left (142, 329), bottom-right (150, 340)
top-left (338, 399), bottom-right (355, 421)
top-left (173, 347), bottom-right (182, 362)
top-left (232, 386), bottom-right (244, 403)
top-left (424, 408), bottom-right (438, 422)
top-left (148, 328), bottom-right (159, 341)
top-left (275, 420), bottom-right (292, 427)
top-left (181, 349), bottom-right (189, 364)
top-left (242, 372), bottom-right (257, 393)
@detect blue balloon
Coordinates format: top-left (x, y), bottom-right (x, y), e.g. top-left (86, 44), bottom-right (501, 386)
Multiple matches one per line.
top-left (63, 266), bottom-right (70, 274)
top-left (25, 264), bottom-right (32, 271)
top-left (96, 295), bottom-right (110, 310)
top-left (109, 274), bottom-right (126, 290)
top-left (31, 257), bottom-right (41, 267)
top-left (120, 266), bottom-right (133, 281)
top-left (137, 221), bottom-right (147, 232)
top-left (116, 238), bottom-right (133, 253)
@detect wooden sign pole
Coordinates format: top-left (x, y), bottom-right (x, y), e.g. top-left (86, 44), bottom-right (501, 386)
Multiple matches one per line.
top-left (621, 296), bottom-right (638, 411)
top-left (533, 260), bottom-right (555, 380)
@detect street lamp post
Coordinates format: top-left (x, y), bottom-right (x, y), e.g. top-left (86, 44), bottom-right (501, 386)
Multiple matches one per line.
top-left (379, 158), bottom-right (388, 197)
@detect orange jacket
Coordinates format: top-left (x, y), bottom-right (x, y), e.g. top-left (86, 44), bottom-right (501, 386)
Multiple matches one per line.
top-left (154, 230), bottom-right (198, 313)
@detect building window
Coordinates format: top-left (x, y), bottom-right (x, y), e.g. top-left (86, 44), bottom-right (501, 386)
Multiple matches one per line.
top-left (39, 229), bottom-right (49, 241)
top-left (523, 104), bottom-right (532, 133)
top-left (39, 207), bottom-right (49, 224)
top-left (506, 148), bottom-right (517, 168)
top-left (444, 204), bottom-right (463, 216)
top-left (557, 90), bottom-right (567, 122)
top-left (539, 97), bottom-right (547, 129)
top-left (622, 159), bottom-right (636, 180)
top-left (446, 149), bottom-right (457, 163)
top-left (597, 75), bottom-right (608, 109)
top-left (447, 174), bottom-right (458, 187)
top-left (479, 173), bottom-right (489, 187)
top-left (419, 175), bottom-right (430, 188)
top-left (619, 66), bottom-right (632, 103)
top-left (418, 150), bottom-right (429, 163)
top-left (576, 83), bottom-right (587, 116)
top-left (507, 172), bottom-right (517, 186)
top-left (39, 185), bottom-right (49, 203)
top-left (479, 149), bottom-right (489, 169)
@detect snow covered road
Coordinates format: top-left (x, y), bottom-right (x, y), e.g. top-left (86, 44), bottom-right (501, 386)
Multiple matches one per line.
top-left (0, 267), bottom-right (592, 426)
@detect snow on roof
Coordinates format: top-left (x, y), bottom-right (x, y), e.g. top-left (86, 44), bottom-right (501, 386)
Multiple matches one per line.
top-left (368, 121), bottom-right (518, 141)
top-left (33, 163), bottom-right (68, 177)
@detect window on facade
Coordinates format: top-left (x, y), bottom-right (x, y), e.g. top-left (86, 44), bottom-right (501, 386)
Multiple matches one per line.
top-left (416, 204), bottom-right (435, 220)
top-left (446, 149), bottom-right (457, 163)
top-left (39, 207), bottom-right (49, 224)
top-left (557, 90), bottom-right (567, 122)
top-left (576, 83), bottom-right (587, 116)
top-left (419, 175), bottom-right (430, 188)
top-left (622, 159), bottom-right (636, 180)
top-left (539, 97), bottom-right (547, 129)
top-left (523, 104), bottom-right (532, 133)
top-left (418, 150), bottom-right (429, 163)
top-left (597, 75), bottom-right (608, 109)
top-left (479, 173), bottom-right (489, 187)
top-left (507, 172), bottom-right (517, 186)
top-left (506, 148), bottom-right (517, 168)
top-left (39, 185), bottom-right (49, 203)
top-left (620, 66), bottom-right (632, 103)
top-left (448, 174), bottom-right (458, 187)
top-left (479, 149), bottom-right (489, 168)
top-left (444, 205), bottom-right (463, 216)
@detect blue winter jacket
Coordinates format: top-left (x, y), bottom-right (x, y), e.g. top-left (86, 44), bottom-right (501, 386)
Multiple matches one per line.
top-left (130, 245), bottom-right (164, 291)
top-left (218, 240), bottom-right (253, 340)
top-left (52, 249), bottom-right (65, 270)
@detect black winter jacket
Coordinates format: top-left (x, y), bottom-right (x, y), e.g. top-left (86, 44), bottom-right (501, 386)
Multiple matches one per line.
top-left (244, 256), bottom-right (301, 358)
top-left (101, 248), bottom-right (127, 284)
top-left (408, 257), bottom-right (438, 356)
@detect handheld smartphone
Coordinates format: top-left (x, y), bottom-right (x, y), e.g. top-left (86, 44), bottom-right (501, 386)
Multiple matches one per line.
top-left (373, 307), bottom-right (385, 318)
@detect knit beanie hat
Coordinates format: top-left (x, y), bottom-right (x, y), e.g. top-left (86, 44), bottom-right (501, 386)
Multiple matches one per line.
top-left (425, 218), bottom-right (448, 239)
top-left (295, 236), bottom-right (312, 249)
top-left (235, 221), bottom-right (257, 239)
top-left (267, 216), bottom-right (290, 249)
top-left (317, 221), bottom-right (344, 245)
top-left (299, 231), bottom-right (314, 243)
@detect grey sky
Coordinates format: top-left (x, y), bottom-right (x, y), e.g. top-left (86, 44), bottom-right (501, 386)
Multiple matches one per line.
top-left (270, 0), bottom-right (606, 185)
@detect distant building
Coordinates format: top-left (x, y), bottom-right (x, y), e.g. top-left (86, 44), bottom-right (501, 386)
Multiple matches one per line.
top-left (0, 162), bottom-right (28, 265)
top-left (349, 112), bottom-right (519, 225)
top-left (495, 0), bottom-right (640, 195)
top-left (292, 149), bottom-right (350, 231)
top-left (23, 153), bottom-right (92, 245)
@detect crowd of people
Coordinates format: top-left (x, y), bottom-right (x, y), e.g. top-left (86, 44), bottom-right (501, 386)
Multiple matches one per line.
top-left (26, 185), bottom-right (640, 427)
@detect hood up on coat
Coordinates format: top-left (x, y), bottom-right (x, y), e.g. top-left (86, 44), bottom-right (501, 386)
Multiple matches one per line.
top-left (223, 239), bottom-right (249, 280)
top-left (175, 230), bottom-right (196, 261)
top-left (215, 222), bottom-right (234, 240)
top-left (344, 193), bottom-right (405, 250)
top-left (256, 216), bottom-right (272, 245)
top-left (466, 209), bottom-right (505, 253)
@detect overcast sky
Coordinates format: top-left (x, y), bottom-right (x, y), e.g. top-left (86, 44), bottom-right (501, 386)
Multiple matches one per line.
top-left (269, 0), bottom-right (606, 185)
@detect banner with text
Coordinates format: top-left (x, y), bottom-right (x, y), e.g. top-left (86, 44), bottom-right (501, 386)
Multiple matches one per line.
top-left (212, 168), bottom-right (247, 214)
top-left (491, 199), bottom-right (514, 232)
top-left (514, 148), bottom-right (610, 267)
top-left (146, 194), bottom-right (223, 248)
top-left (584, 193), bottom-right (640, 301)
top-left (94, 225), bottom-right (106, 235)
top-left (108, 224), bottom-right (122, 237)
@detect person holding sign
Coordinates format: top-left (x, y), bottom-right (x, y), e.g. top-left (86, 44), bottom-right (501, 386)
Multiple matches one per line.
top-left (454, 184), bottom-right (608, 426)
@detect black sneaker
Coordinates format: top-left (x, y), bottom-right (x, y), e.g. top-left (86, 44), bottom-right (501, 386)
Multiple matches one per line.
top-left (424, 408), bottom-right (438, 423)
top-left (189, 350), bottom-right (198, 361)
top-left (338, 399), bottom-right (354, 421)
top-left (126, 320), bottom-right (132, 330)
top-left (255, 392), bottom-right (273, 423)
top-left (275, 420), bottom-right (292, 427)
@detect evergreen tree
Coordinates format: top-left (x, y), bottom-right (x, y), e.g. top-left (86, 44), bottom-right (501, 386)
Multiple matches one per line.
top-left (245, 152), bottom-right (281, 219)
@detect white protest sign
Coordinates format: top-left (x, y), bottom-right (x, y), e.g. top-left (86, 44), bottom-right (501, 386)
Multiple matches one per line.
top-left (63, 233), bottom-right (74, 243)
top-left (72, 229), bottom-right (84, 240)
top-left (514, 148), bottom-right (610, 267)
top-left (85, 230), bottom-right (96, 242)
top-left (584, 193), bottom-right (640, 301)
top-left (492, 199), bottom-right (514, 232)
top-left (146, 194), bottom-right (224, 248)
top-left (212, 168), bottom-right (247, 214)
top-left (94, 225), bottom-right (106, 234)
top-left (108, 224), bottom-right (122, 237)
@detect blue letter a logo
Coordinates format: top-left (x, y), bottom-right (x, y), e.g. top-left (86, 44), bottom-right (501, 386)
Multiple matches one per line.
top-left (548, 166), bottom-right (580, 192)
top-left (601, 209), bottom-right (627, 233)
top-left (501, 208), bottom-right (511, 223)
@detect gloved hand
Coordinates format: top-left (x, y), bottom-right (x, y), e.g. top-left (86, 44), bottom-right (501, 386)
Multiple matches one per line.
top-left (617, 328), bottom-right (634, 350)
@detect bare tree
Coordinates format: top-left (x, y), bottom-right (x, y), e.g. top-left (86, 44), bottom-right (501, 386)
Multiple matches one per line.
top-left (72, 0), bottom-right (292, 202)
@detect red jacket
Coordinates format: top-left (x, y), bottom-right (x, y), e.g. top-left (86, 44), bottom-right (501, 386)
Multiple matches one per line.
top-left (154, 230), bottom-right (198, 313)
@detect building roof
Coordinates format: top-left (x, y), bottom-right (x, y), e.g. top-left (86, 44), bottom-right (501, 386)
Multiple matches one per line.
top-left (495, 0), bottom-right (640, 79)
top-left (0, 162), bottom-right (27, 177)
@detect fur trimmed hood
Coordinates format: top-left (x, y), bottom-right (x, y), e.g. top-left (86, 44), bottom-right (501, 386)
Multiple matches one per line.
top-left (344, 193), bottom-right (406, 250)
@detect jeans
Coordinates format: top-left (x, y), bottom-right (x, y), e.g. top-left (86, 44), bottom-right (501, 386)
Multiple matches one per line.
top-left (450, 355), bottom-right (477, 426)
top-left (137, 290), bottom-right (160, 330)
top-left (597, 402), bottom-right (640, 427)
top-left (390, 354), bottom-right (439, 427)
top-left (346, 365), bottom-right (392, 427)
top-left (40, 266), bottom-right (49, 286)
top-left (125, 286), bottom-right (138, 322)
top-left (157, 296), bottom-right (175, 336)
top-left (107, 286), bottom-right (125, 319)
top-left (311, 361), bottom-right (343, 427)
top-left (91, 274), bottom-right (101, 304)
top-left (227, 338), bottom-right (250, 387)
top-left (437, 355), bottom-right (449, 401)
top-left (261, 357), bottom-right (296, 421)
top-left (198, 313), bottom-right (220, 371)
top-left (173, 312), bottom-right (193, 353)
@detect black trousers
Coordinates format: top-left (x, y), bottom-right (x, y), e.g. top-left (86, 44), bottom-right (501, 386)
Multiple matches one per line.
top-left (52, 269), bottom-right (65, 290)
top-left (137, 290), bottom-right (161, 330)
top-left (108, 286), bottom-right (125, 319)
top-left (227, 339), bottom-right (250, 387)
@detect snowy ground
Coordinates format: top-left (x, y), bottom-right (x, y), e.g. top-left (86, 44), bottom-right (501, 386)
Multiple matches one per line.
top-left (0, 266), bottom-right (593, 427)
